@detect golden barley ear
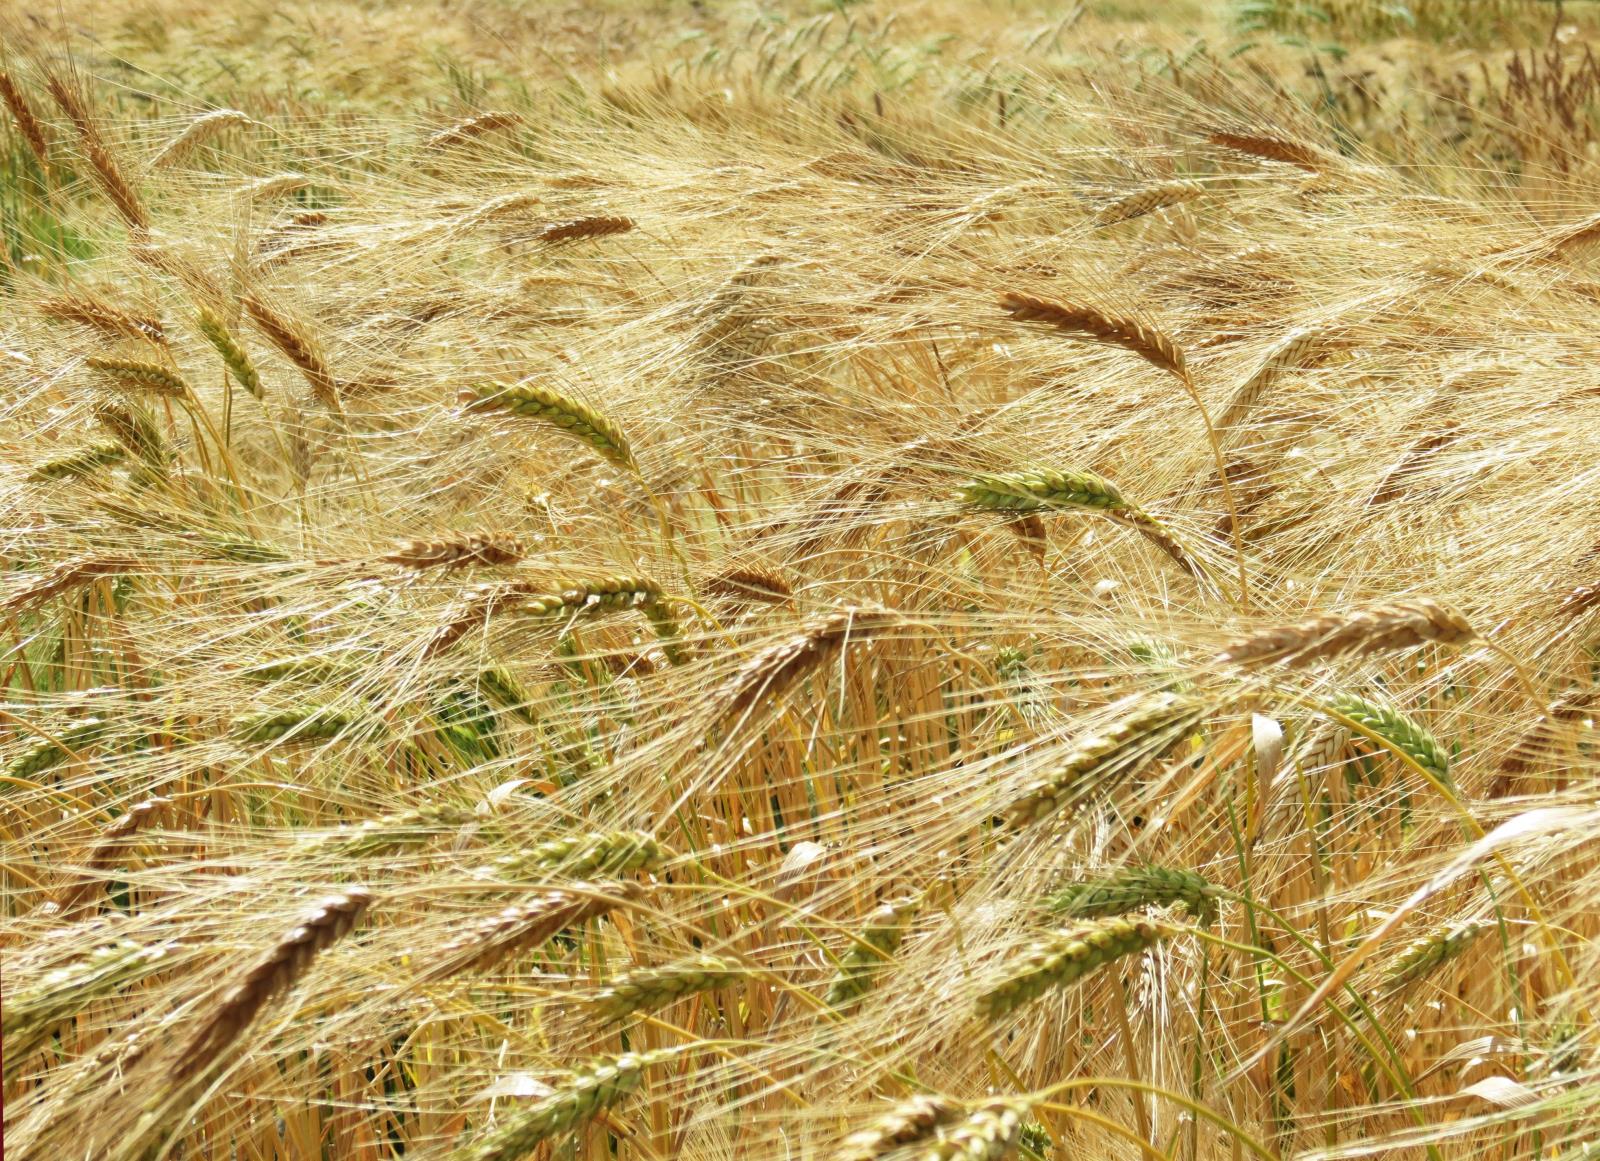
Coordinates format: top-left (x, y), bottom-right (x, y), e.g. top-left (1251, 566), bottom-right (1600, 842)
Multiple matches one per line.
top-left (378, 531), bottom-right (526, 571)
top-left (715, 606), bottom-right (901, 721)
top-left (43, 71), bottom-right (150, 231)
top-left (998, 291), bottom-right (1187, 381)
top-left (976, 914), bottom-right (1169, 1019)
top-left (51, 796), bottom-right (171, 914)
top-left (426, 880), bottom-right (643, 979)
top-left (701, 563), bottom-right (796, 604)
top-left (85, 355), bottom-right (191, 398)
top-left (426, 109), bottom-right (523, 148)
top-left (149, 108), bottom-right (258, 167)
top-left (0, 69), bottom-right (52, 173)
top-left (241, 293), bottom-right (343, 411)
top-left (1207, 129), bottom-right (1324, 171)
top-left (40, 292), bottom-right (167, 345)
top-left (1218, 598), bottom-right (1476, 668)
top-left (839, 1094), bottom-right (963, 1161)
top-left (1092, 178), bottom-right (1204, 226)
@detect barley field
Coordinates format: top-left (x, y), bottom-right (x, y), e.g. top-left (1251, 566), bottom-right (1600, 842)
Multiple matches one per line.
top-left (4, 1), bottom-right (1600, 1158)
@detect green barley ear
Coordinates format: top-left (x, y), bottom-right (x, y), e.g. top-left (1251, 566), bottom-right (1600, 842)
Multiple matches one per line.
top-left (1046, 866), bottom-right (1220, 926)
top-left (84, 355), bottom-right (191, 398)
top-left (1327, 693), bottom-right (1452, 787)
top-left (93, 398), bottom-right (173, 470)
top-left (840, 1094), bottom-right (962, 1161)
top-left (490, 830), bottom-right (675, 879)
top-left (976, 914), bottom-right (1167, 1020)
top-left (427, 681), bottom-right (502, 763)
top-left (6, 717), bottom-right (110, 779)
top-left (1380, 919), bottom-right (1492, 995)
top-left (196, 307), bottom-right (263, 399)
top-left (231, 706), bottom-right (377, 745)
top-left (590, 954), bottom-right (742, 1021)
top-left (305, 802), bottom-right (479, 859)
top-left (475, 666), bottom-right (540, 723)
top-left (959, 468), bottom-right (1128, 514)
top-left (30, 440), bottom-right (125, 481)
top-left (3, 938), bottom-right (182, 1059)
top-left (460, 381), bottom-right (637, 472)
top-left (825, 897), bottom-right (919, 1008)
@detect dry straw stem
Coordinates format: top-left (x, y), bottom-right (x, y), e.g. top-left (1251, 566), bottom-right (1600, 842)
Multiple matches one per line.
top-left (537, 214), bottom-right (635, 243)
top-left (1217, 598), bottom-right (1476, 668)
top-left (1379, 919), bottom-right (1492, 995)
top-left (840, 1094), bottom-right (962, 1161)
top-left (195, 307), bottom-right (263, 399)
top-left (426, 109), bottom-right (523, 148)
top-left (43, 72), bottom-right (150, 231)
top-left (1207, 129), bottom-right (1324, 171)
top-left (149, 108), bottom-right (258, 167)
top-left (84, 355), bottom-right (191, 398)
top-left (172, 888), bottom-right (373, 1079)
top-left (446, 1049), bottom-right (675, 1161)
top-left (1004, 693), bottom-right (1199, 828)
top-left (1326, 693), bottom-right (1452, 787)
top-left (30, 440), bottom-right (126, 481)
top-left (461, 381), bottom-right (637, 471)
top-left (3, 937), bottom-right (182, 1060)
top-left (918, 1100), bottom-right (1030, 1160)
top-left (241, 294), bottom-right (341, 410)
top-left (825, 896), bottom-right (920, 1008)
top-left (975, 914), bottom-right (1167, 1020)
top-left (590, 954), bottom-right (743, 1020)
top-left (0, 69), bottom-right (51, 171)
top-left (1093, 178), bottom-right (1204, 226)
top-left (489, 830), bottom-right (675, 879)
top-left (53, 795), bottom-right (171, 912)
top-left (40, 293), bottom-right (167, 345)
top-left (427, 880), bottom-right (644, 978)
top-left (379, 531), bottom-right (525, 571)
top-left (716, 606), bottom-right (901, 721)
top-left (1046, 866), bottom-right (1221, 926)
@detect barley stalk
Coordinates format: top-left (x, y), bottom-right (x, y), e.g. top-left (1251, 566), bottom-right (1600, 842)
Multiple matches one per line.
top-left (590, 954), bottom-right (742, 1020)
top-left (1217, 598), bottom-right (1476, 668)
top-left (460, 381), bottom-right (637, 471)
top-left (976, 914), bottom-right (1167, 1019)
top-left (1046, 866), bottom-right (1221, 926)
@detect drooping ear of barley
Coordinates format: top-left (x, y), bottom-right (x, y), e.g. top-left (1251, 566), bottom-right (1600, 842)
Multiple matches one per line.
top-left (998, 292), bottom-right (1187, 381)
top-left (5, 557), bottom-right (138, 614)
top-left (716, 606), bottom-right (900, 721)
top-left (241, 294), bottom-right (342, 411)
top-left (40, 293), bottom-right (167, 345)
top-left (93, 398), bottom-right (172, 469)
top-left (230, 706), bottom-right (375, 746)
top-left (44, 72), bottom-right (150, 230)
top-left (590, 954), bottom-right (742, 1021)
top-left (1326, 693), bottom-right (1452, 787)
top-left (1379, 919), bottom-right (1492, 995)
top-left (3, 937), bottom-right (182, 1060)
top-left (826, 897), bottom-right (920, 1008)
top-left (1046, 866), bottom-right (1221, 926)
top-left (149, 108), bottom-right (257, 167)
top-left (85, 356), bottom-right (190, 398)
top-left (5, 717), bottom-right (111, 779)
top-left (379, 532), bottom-right (526, 571)
top-left (1217, 326), bottom-right (1327, 434)
top-left (1498, 690), bottom-right (1594, 785)
top-left (426, 110), bottom-right (523, 148)
top-left (840, 1094), bottom-right (962, 1161)
top-left (30, 440), bottom-right (126, 482)
top-left (1004, 693), bottom-right (1199, 828)
top-left (959, 467), bottom-right (1129, 514)
top-left (0, 70), bottom-right (52, 173)
top-left (1093, 178), bottom-right (1204, 226)
top-left (976, 914), bottom-right (1167, 1020)
top-left (427, 880), bottom-right (644, 978)
top-left (490, 830), bottom-right (675, 879)
top-left (702, 564), bottom-right (795, 604)
top-left (1218, 598), bottom-right (1476, 668)
top-left (303, 802), bottom-right (478, 859)
top-left (919, 1100), bottom-right (1030, 1160)
top-left (195, 307), bottom-right (263, 399)
top-left (475, 666), bottom-right (540, 723)
top-left (537, 215), bottom-right (635, 243)
top-left (171, 888), bottom-right (373, 1079)
top-left (1207, 129), bottom-right (1323, 171)
top-left (446, 1049), bottom-right (677, 1161)
top-left (460, 382), bottom-right (637, 472)
top-left (458, 191), bottom-right (542, 230)
top-left (52, 795), bottom-right (170, 913)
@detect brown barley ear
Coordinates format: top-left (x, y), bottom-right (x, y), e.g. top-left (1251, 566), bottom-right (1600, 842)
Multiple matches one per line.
top-left (427, 110), bottom-right (523, 148)
top-left (537, 215), bottom-right (635, 243)
top-left (43, 72), bottom-right (149, 231)
top-left (702, 563), bottom-right (796, 605)
top-left (40, 292), bottom-right (167, 345)
top-left (426, 880), bottom-right (643, 978)
top-left (716, 606), bottom-right (901, 721)
top-left (378, 532), bottom-right (525, 571)
top-left (1207, 129), bottom-right (1323, 171)
top-left (241, 294), bottom-right (342, 411)
top-left (0, 70), bottom-right (52, 173)
top-left (5, 556), bottom-right (141, 614)
top-left (52, 796), bottom-right (170, 913)
top-left (998, 291), bottom-right (1187, 382)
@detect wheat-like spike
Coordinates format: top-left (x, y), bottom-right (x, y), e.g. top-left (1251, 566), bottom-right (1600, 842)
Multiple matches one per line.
top-left (428, 880), bottom-right (644, 978)
top-left (84, 356), bottom-right (190, 398)
top-left (51, 796), bottom-right (171, 912)
top-left (1092, 178), bottom-right (1204, 226)
top-left (303, 802), bottom-right (479, 859)
top-left (590, 954), bottom-right (742, 1021)
top-left (461, 381), bottom-right (637, 471)
top-left (1327, 693), bottom-right (1452, 787)
top-left (642, 602), bottom-right (689, 666)
top-left (840, 1095), bottom-right (963, 1161)
top-left (40, 293), bottom-right (167, 345)
top-left (4, 717), bottom-right (110, 780)
top-left (1380, 920), bottom-right (1492, 995)
top-left (447, 1049), bottom-right (677, 1160)
top-left (825, 897), bottom-right (920, 1008)
top-left (1500, 690), bottom-right (1595, 778)
top-left (43, 73), bottom-right (150, 231)
top-left (1218, 598), bottom-right (1476, 668)
top-left (0, 70), bottom-right (52, 172)
top-left (510, 575), bottom-right (666, 622)
top-left (458, 191), bottom-right (541, 229)
top-left (92, 399), bottom-right (171, 469)
top-left (475, 666), bottom-right (540, 723)
top-left (1218, 326), bottom-right (1327, 433)
top-left (717, 606), bottom-right (901, 720)
top-left (195, 307), bottom-right (263, 399)
top-left (1367, 407), bottom-right (1461, 507)
top-left (702, 564), bottom-right (795, 604)
top-left (1005, 693), bottom-right (1199, 827)
top-left (1208, 129), bottom-right (1323, 171)
top-left (5, 557), bottom-right (139, 614)
top-left (379, 532), bottom-right (526, 571)
top-left (976, 915), bottom-right (1167, 1020)
top-left (999, 292), bottom-right (1188, 381)
top-left (918, 1100), bottom-right (1030, 1160)
top-left (3, 937), bottom-right (182, 1060)
top-left (490, 830), bottom-right (675, 879)
top-left (427, 110), bottom-right (523, 148)
top-left (149, 109), bottom-right (257, 167)
top-left (172, 888), bottom-right (373, 1079)
top-left (1107, 509), bottom-right (1210, 584)
top-left (1297, 722), bottom-right (1352, 774)
top-left (30, 440), bottom-right (126, 482)
top-left (240, 655), bottom-right (363, 682)
top-left (537, 215), bottom-right (635, 243)
top-left (1046, 866), bottom-right (1221, 926)
top-left (960, 467), bottom-right (1129, 514)
top-left (230, 706), bottom-right (377, 745)
top-left (241, 294), bottom-right (341, 410)
top-left (237, 171), bottom-right (313, 200)
top-left (1538, 211), bottom-right (1600, 258)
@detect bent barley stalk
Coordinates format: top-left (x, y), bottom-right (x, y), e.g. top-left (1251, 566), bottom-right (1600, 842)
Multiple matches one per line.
top-left (976, 914), bottom-right (1167, 1019)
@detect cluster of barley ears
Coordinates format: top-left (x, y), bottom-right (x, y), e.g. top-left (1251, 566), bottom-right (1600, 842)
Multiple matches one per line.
top-left (5, 5), bottom-right (1600, 1161)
